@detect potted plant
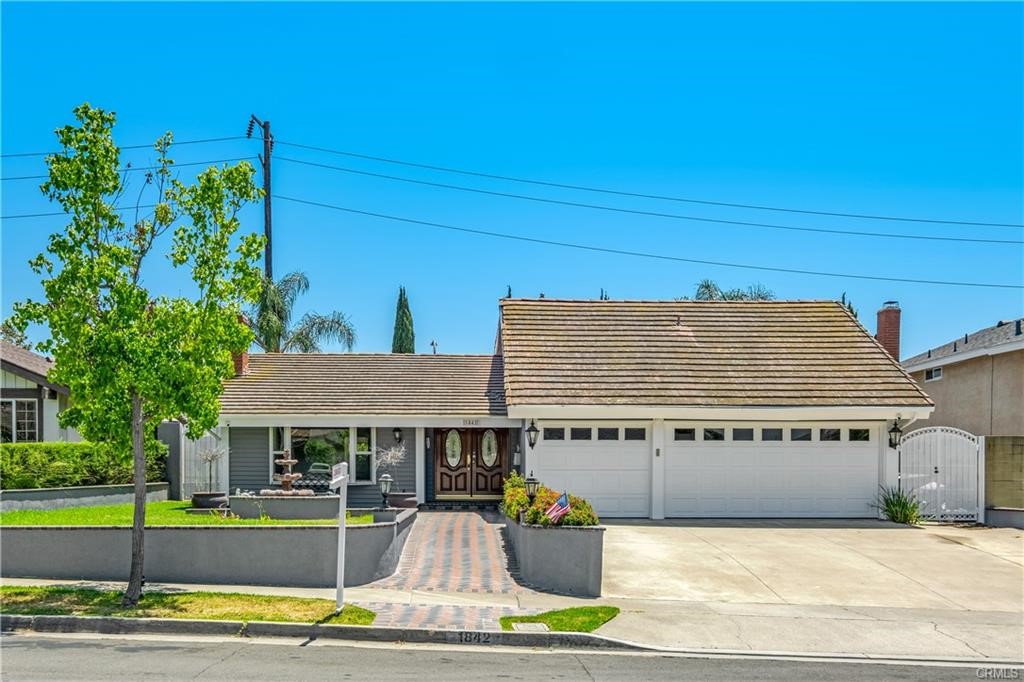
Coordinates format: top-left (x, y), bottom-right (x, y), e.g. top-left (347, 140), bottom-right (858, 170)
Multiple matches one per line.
top-left (191, 447), bottom-right (228, 508)
top-left (375, 443), bottom-right (414, 507)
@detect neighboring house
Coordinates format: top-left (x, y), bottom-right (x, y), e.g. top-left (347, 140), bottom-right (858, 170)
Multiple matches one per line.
top-left (219, 298), bottom-right (932, 519)
top-left (0, 340), bottom-right (79, 443)
top-left (902, 318), bottom-right (1024, 437)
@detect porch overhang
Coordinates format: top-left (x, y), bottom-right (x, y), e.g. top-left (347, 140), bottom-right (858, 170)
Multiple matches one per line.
top-left (219, 413), bottom-right (522, 429)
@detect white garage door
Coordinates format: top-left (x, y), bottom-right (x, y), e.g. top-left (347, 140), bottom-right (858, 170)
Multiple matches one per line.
top-left (664, 424), bottom-right (880, 518)
top-left (537, 425), bottom-right (650, 518)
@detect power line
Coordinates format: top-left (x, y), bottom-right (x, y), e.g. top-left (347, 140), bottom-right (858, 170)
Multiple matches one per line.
top-left (0, 136), bottom-right (249, 159)
top-left (1, 156), bottom-right (258, 182)
top-left (272, 194), bottom-right (1023, 290)
top-left (274, 139), bottom-right (1024, 229)
top-left (275, 155), bottom-right (1022, 246)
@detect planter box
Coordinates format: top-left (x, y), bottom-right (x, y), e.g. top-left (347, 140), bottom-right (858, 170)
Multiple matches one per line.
top-left (228, 496), bottom-right (399, 522)
top-left (1, 509), bottom-right (418, 588)
top-left (0, 483), bottom-right (169, 513)
top-left (504, 516), bottom-right (604, 597)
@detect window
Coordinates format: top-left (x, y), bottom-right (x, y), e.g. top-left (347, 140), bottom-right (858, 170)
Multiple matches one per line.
top-left (543, 427), bottom-right (565, 441)
top-left (732, 428), bottom-right (754, 441)
top-left (762, 428), bottom-right (783, 441)
top-left (791, 428), bottom-right (812, 441)
top-left (925, 367), bottom-right (943, 382)
top-left (820, 428), bottom-right (841, 442)
top-left (0, 399), bottom-right (37, 443)
top-left (290, 427), bottom-right (348, 478)
top-left (703, 428), bottom-right (725, 441)
top-left (570, 427), bottom-right (592, 441)
top-left (849, 428), bottom-right (871, 442)
top-left (597, 427), bottom-right (619, 441)
top-left (354, 427), bottom-right (374, 482)
top-left (624, 427), bottom-right (646, 441)
top-left (674, 428), bottom-right (695, 441)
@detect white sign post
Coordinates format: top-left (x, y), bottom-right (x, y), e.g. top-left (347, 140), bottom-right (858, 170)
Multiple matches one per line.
top-left (330, 462), bottom-right (349, 612)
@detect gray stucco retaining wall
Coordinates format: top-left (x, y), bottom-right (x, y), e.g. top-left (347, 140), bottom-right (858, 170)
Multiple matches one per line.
top-left (504, 517), bottom-right (604, 597)
top-left (986, 507), bottom-right (1024, 529)
top-left (0, 483), bottom-right (169, 512)
top-left (1, 509), bottom-right (417, 587)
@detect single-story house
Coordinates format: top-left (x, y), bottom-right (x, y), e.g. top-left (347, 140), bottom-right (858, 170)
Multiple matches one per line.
top-left (218, 298), bottom-right (934, 518)
top-left (0, 340), bottom-right (79, 443)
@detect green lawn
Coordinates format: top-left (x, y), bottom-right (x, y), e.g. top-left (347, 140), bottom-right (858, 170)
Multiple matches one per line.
top-left (0, 585), bottom-right (374, 625)
top-left (0, 501), bottom-right (373, 527)
top-left (500, 606), bottom-right (620, 633)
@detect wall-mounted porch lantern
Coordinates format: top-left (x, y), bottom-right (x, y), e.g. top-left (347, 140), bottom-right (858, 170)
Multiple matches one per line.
top-left (524, 472), bottom-right (540, 505)
top-left (888, 419), bottom-right (903, 449)
top-left (393, 427), bottom-right (403, 444)
top-left (526, 420), bottom-right (540, 449)
top-left (378, 473), bottom-right (393, 507)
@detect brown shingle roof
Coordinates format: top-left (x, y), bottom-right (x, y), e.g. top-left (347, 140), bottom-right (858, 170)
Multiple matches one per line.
top-left (220, 353), bottom-right (507, 416)
top-left (902, 317), bottom-right (1024, 368)
top-left (499, 299), bottom-right (932, 408)
top-left (0, 340), bottom-right (67, 393)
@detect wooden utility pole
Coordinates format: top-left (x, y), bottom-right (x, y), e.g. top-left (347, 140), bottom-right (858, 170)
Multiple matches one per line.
top-left (247, 115), bottom-right (274, 280)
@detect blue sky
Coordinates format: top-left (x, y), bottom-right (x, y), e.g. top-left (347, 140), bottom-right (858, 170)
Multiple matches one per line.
top-left (2, 2), bottom-right (1021, 359)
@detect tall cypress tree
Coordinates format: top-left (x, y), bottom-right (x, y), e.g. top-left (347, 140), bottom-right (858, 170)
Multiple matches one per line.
top-left (391, 287), bottom-right (415, 353)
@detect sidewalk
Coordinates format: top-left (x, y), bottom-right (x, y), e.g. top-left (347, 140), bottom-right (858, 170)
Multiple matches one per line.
top-left (5, 577), bottom-right (1022, 661)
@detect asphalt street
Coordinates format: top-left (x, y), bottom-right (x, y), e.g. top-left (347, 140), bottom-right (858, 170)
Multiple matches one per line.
top-left (1, 633), bottom-right (1014, 681)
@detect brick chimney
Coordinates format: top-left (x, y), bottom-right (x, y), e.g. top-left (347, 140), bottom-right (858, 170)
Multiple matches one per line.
top-left (875, 301), bottom-right (901, 361)
top-left (233, 350), bottom-right (250, 377)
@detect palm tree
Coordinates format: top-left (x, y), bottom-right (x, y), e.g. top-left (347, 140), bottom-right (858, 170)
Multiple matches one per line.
top-left (248, 271), bottom-right (356, 352)
top-left (691, 279), bottom-right (775, 301)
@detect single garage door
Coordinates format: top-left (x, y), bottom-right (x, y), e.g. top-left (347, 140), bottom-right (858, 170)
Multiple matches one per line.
top-left (537, 425), bottom-right (650, 518)
top-left (663, 424), bottom-right (880, 518)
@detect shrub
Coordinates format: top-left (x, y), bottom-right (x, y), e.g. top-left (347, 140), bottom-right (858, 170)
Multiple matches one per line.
top-left (501, 473), bottom-right (600, 527)
top-left (0, 440), bottom-right (167, 490)
top-left (877, 485), bottom-right (921, 525)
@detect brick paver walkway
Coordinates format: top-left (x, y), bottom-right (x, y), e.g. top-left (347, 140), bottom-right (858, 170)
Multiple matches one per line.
top-left (369, 510), bottom-right (522, 594)
top-left (356, 603), bottom-right (538, 631)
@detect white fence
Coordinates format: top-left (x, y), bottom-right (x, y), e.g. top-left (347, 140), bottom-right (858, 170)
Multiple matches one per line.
top-left (899, 427), bottom-right (983, 522)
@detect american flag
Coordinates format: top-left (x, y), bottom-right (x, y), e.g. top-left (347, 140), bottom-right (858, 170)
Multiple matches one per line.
top-left (545, 492), bottom-right (571, 523)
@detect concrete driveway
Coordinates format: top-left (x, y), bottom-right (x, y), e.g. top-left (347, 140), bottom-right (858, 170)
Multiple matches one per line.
top-left (602, 519), bottom-right (1023, 611)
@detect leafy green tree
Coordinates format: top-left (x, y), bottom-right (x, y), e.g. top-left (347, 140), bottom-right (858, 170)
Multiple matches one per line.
top-left (391, 286), bottom-right (415, 353)
top-left (9, 104), bottom-right (265, 606)
top-left (690, 279), bottom-right (775, 301)
top-left (0, 320), bottom-right (29, 348)
top-left (249, 271), bottom-right (355, 352)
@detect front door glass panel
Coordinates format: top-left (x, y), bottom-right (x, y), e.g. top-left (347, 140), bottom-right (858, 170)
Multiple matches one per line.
top-left (480, 430), bottom-right (498, 467)
top-left (445, 430), bottom-right (462, 468)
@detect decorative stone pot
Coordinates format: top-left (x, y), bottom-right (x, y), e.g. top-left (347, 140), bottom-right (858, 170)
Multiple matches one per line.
top-left (191, 491), bottom-right (228, 509)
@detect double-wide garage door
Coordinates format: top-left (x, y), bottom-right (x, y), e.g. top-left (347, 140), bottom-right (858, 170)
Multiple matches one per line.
top-left (536, 423), bottom-right (881, 518)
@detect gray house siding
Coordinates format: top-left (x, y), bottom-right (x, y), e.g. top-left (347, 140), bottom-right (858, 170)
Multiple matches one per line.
top-left (348, 427), bottom-right (417, 507)
top-left (229, 427), bottom-right (269, 491)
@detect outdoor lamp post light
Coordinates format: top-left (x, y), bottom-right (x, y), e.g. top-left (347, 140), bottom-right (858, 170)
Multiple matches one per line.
top-left (393, 427), bottom-right (403, 443)
top-left (888, 419), bottom-right (903, 449)
top-left (526, 420), bottom-right (540, 449)
top-left (378, 473), bottom-right (393, 507)
top-left (524, 472), bottom-right (540, 505)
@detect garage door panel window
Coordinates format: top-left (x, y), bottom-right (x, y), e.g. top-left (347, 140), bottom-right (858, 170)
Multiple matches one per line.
top-left (849, 428), bottom-right (871, 442)
top-left (762, 428), bottom-right (783, 441)
top-left (624, 428), bottom-right (646, 441)
top-left (790, 428), bottom-right (812, 441)
top-left (819, 428), bottom-right (841, 442)
top-left (597, 427), bottom-right (619, 441)
top-left (674, 428), bottom-right (695, 441)
top-left (570, 427), bottom-right (592, 441)
top-left (543, 427), bottom-right (565, 441)
top-left (703, 428), bottom-right (725, 441)
top-left (732, 428), bottom-right (754, 441)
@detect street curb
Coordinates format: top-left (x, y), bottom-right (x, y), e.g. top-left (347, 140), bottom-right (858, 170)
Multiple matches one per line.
top-left (0, 614), bottom-right (642, 651)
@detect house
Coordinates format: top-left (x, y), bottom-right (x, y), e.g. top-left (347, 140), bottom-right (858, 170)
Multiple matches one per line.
top-left (901, 317), bottom-right (1024, 437)
top-left (0, 340), bottom-right (79, 443)
top-left (218, 298), bottom-right (933, 519)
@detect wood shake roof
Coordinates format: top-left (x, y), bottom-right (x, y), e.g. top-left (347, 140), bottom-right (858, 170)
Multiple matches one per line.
top-left (499, 299), bottom-right (933, 408)
top-left (221, 354), bottom-right (506, 416)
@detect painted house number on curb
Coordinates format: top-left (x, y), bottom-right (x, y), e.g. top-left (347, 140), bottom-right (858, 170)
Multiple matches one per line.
top-left (454, 632), bottom-right (492, 644)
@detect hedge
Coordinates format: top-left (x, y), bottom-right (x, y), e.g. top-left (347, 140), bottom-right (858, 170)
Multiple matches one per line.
top-left (501, 471), bottom-right (601, 527)
top-left (0, 440), bottom-right (167, 490)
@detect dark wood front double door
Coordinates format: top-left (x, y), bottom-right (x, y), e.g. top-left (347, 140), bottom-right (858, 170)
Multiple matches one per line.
top-left (434, 428), bottom-right (507, 498)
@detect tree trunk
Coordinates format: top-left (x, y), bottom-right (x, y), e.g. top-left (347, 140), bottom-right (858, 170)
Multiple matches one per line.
top-left (122, 392), bottom-right (147, 607)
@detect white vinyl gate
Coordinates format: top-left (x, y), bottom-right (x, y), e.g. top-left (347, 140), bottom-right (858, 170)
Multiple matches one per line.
top-left (899, 427), bottom-right (983, 522)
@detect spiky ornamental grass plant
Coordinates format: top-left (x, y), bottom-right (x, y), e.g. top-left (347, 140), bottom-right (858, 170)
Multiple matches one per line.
top-left (877, 486), bottom-right (922, 525)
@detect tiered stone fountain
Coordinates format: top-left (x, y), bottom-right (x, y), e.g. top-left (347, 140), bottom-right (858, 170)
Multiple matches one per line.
top-left (259, 448), bottom-right (314, 497)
